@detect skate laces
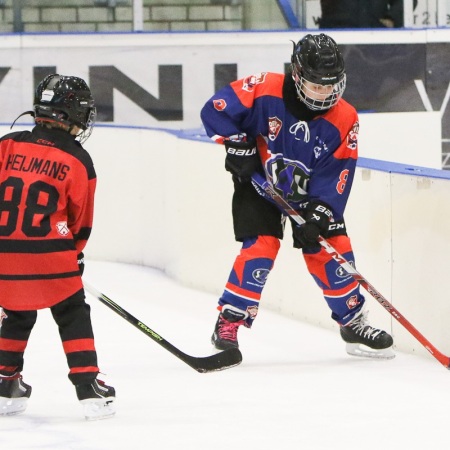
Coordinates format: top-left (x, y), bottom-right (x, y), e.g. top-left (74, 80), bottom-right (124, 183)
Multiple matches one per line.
top-left (218, 316), bottom-right (243, 341)
top-left (348, 311), bottom-right (383, 341)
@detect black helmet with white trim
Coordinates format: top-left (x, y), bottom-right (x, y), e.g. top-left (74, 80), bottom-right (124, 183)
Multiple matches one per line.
top-left (291, 33), bottom-right (346, 110)
top-left (34, 74), bottom-right (96, 143)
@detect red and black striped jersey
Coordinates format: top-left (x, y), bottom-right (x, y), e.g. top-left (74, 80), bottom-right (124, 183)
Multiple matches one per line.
top-left (0, 126), bottom-right (96, 310)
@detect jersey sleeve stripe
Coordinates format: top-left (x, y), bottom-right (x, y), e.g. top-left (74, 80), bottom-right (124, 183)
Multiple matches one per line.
top-left (0, 239), bottom-right (75, 253)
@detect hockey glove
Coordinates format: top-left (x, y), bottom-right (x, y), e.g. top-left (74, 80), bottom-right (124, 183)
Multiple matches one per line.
top-left (77, 252), bottom-right (85, 276)
top-left (224, 138), bottom-right (260, 183)
top-left (293, 202), bottom-right (333, 249)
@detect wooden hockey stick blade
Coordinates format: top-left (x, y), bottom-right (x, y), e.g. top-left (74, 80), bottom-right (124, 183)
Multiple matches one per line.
top-left (83, 281), bottom-right (243, 373)
top-left (251, 172), bottom-right (450, 370)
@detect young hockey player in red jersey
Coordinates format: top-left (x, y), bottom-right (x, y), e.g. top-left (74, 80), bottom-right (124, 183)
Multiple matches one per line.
top-left (201, 33), bottom-right (395, 360)
top-left (0, 74), bottom-right (115, 419)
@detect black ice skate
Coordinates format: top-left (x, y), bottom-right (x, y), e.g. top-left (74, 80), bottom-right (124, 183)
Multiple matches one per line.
top-left (211, 305), bottom-right (248, 351)
top-left (0, 373), bottom-right (32, 416)
top-left (340, 310), bottom-right (395, 360)
top-left (76, 379), bottom-right (116, 421)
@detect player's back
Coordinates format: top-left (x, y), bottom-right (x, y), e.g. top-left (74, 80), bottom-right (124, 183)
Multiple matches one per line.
top-left (0, 126), bottom-right (95, 310)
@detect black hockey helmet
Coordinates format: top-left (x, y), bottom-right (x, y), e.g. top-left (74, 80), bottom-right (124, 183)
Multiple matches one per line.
top-left (34, 74), bottom-right (96, 142)
top-left (291, 33), bottom-right (345, 85)
top-left (291, 33), bottom-right (346, 110)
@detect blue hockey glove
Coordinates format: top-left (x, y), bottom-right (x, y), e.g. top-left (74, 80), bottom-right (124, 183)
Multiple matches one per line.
top-left (224, 138), bottom-right (261, 183)
top-left (293, 202), bottom-right (333, 249)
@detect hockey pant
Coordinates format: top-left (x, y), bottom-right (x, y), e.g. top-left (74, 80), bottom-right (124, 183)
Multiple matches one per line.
top-left (0, 289), bottom-right (100, 385)
top-left (218, 235), bottom-right (364, 327)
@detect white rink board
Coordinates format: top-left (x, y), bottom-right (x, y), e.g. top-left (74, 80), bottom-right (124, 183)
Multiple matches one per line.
top-left (0, 124), bottom-right (448, 361)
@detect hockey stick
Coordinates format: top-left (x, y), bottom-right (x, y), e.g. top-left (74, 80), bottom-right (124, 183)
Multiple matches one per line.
top-left (251, 172), bottom-right (450, 370)
top-left (83, 281), bottom-right (242, 373)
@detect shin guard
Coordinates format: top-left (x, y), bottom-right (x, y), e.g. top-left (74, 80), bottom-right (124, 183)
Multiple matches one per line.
top-left (219, 235), bottom-right (280, 326)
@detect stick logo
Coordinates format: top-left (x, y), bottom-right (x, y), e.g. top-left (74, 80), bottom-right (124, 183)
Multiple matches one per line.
top-left (138, 322), bottom-right (163, 341)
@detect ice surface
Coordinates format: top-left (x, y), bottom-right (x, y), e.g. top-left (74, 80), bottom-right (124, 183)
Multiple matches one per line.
top-left (1, 260), bottom-right (449, 449)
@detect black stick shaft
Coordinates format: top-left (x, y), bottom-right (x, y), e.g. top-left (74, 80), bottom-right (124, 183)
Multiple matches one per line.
top-left (83, 281), bottom-right (242, 373)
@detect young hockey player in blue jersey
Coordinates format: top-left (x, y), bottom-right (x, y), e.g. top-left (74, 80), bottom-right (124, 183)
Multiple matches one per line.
top-left (201, 33), bottom-right (395, 360)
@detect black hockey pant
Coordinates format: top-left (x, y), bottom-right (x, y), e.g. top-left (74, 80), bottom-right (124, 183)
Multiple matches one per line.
top-left (0, 289), bottom-right (99, 385)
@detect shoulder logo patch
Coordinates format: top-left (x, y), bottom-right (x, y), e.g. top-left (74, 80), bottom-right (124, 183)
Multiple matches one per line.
top-left (242, 72), bottom-right (267, 92)
top-left (347, 121), bottom-right (359, 150)
top-left (213, 99), bottom-right (227, 111)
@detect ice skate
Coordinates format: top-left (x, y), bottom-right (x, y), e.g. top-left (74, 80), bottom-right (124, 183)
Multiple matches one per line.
top-left (340, 310), bottom-right (395, 360)
top-left (211, 305), bottom-right (248, 351)
top-left (76, 379), bottom-right (116, 421)
top-left (0, 373), bottom-right (32, 416)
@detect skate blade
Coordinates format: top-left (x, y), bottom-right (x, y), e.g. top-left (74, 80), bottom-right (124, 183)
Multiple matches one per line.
top-left (0, 397), bottom-right (28, 416)
top-left (80, 398), bottom-right (116, 421)
top-left (211, 336), bottom-right (239, 354)
top-left (345, 343), bottom-right (396, 360)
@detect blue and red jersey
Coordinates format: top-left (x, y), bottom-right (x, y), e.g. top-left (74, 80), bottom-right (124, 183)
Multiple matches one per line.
top-left (201, 72), bottom-right (359, 221)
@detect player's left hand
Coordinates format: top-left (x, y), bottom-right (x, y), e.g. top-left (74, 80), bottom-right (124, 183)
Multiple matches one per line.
top-left (293, 202), bottom-right (333, 249)
top-left (77, 252), bottom-right (85, 276)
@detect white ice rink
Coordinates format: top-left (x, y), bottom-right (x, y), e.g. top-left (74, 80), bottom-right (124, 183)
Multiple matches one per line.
top-left (1, 260), bottom-right (449, 449)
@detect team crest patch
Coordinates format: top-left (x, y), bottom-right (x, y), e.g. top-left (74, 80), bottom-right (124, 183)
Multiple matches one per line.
top-left (268, 117), bottom-right (282, 141)
top-left (56, 221), bottom-right (70, 236)
top-left (213, 99), bottom-right (227, 111)
top-left (242, 72), bottom-right (267, 92)
top-left (347, 121), bottom-right (359, 150)
top-left (246, 305), bottom-right (259, 319)
top-left (346, 295), bottom-right (360, 309)
top-left (0, 309), bottom-right (7, 327)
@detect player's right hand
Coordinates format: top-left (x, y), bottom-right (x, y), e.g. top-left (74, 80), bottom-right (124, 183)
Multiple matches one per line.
top-left (224, 138), bottom-right (261, 183)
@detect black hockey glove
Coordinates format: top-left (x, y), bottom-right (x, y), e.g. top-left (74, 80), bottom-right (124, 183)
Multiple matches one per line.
top-left (224, 138), bottom-right (260, 183)
top-left (293, 202), bottom-right (333, 249)
top-left (77, 252), bottom-right (85, 276)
